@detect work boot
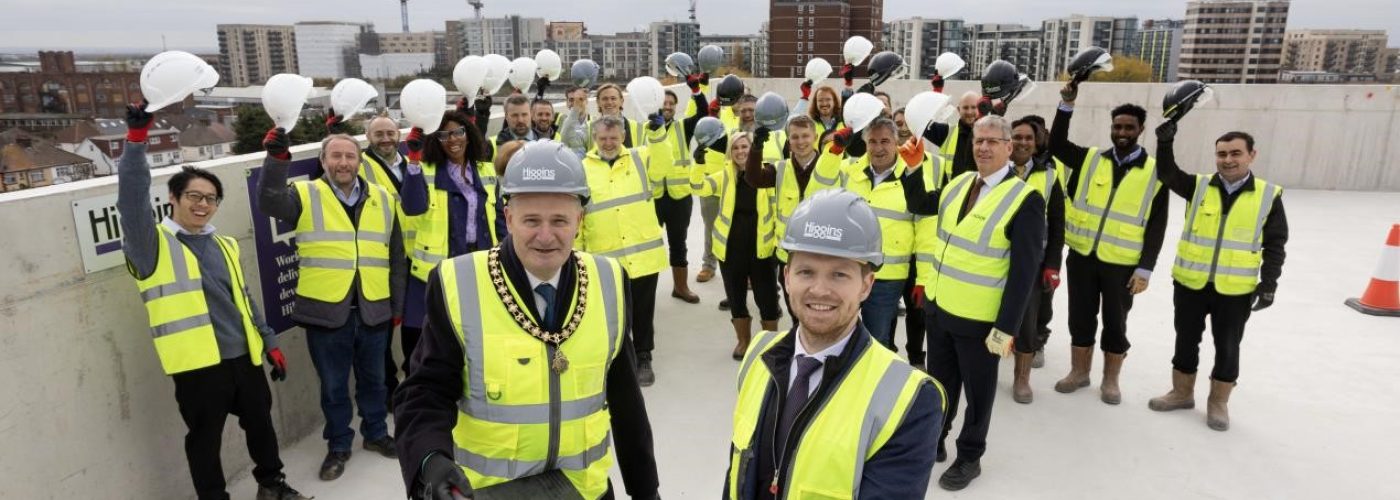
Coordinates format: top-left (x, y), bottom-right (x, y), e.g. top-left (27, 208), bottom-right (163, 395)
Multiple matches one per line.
top-left (719, 298), bottom-right (730, 311)
top-left (637, 352), bottom-right (655, 387)
top-left (1032, 348), bottom-right (1045, 369)
top-left (362, 436), bottom-right (397, 458)
top-left (760, 319), bottom-right (780, 333)
top-left (1207, 379), bottom-right (1235, 431)
top-left (1054, 346), bottom-right (1093, 393)
top-left (319, 451), bottom-right (349, 481)
top-left (696, 267), bottom-right (715, 283)
top-left (256, 475), bottom-right (311, 500)
top-left (1012, 352), bottom-right (1034, 404)
top-left (1148, 370), bottom-right (1197, 412)
top-left (731, 317), bottom-right (753, 361)
top-left (1100, 352), bottom-right (1126, 405)
top-left (670, 266), bottom-right (700, 303)
top-left (938, 459), bottom-right (981, 491)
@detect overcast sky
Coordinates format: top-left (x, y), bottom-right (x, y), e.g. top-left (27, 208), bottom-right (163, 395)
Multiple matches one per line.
top-left (3, 0), bottom-right (1396, 53)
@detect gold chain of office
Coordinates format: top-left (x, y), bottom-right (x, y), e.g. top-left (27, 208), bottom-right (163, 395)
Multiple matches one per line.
top-left (487, 247), bottom-right (588, 373)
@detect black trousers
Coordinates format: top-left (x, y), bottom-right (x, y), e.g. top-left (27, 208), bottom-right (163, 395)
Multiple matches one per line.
top-left (1015, 279), bottom-right (1046, 353)
top-left (1066, 252), bottom-right (1137, 354)
top-left (654, 195), bottom-right (693, 267)
top-left (384, 325), bottom-right (423, 401)
top-left (925, 307), bottom-right (1000, 463)
top-left (720, 254), bottom-right (782, 321)
top-left (630, 273), bottom-right (660, 357)
top-left (172, 355), bottom-right (284, 499)
top-left (1037, 284), bottom-right (1055, 348)
top-left (1172, 282), bottom-right (1253, 383)
top-left (901, 276), bottom-right (926, 365)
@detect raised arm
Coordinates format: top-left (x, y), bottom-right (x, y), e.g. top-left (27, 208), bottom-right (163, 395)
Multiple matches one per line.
top-left (1153, 121), bottom-right (1198, 199)
top-left (116, 104), bottom-right (160, 279)
top-left (255, 127), bottom-right (302, 223)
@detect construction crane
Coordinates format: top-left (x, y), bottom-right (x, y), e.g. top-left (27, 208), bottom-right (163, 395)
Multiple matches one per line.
top-left (400, 0), bottom-right (410, 33)
top-left (469, 0), bottom-right (484, 20)
top-left (689, 0), bottom-right (697, 24)
top-left (469, 0), bottom-right (485, 53)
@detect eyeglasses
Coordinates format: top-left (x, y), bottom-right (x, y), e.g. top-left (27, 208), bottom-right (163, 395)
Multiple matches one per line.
top-left (182, 192), bottom-right (222, 206)
top-left (973, 138), bottom-right (1010, 147)
top-left (435, 127), bottom-right (467, 140)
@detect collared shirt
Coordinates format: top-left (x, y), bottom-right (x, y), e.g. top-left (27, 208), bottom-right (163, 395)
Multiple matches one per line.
top-left (869, 164), bottom-right (896, 187)
top-left (1222, 172), bottom-right (1252, 195)
top-left (161, 217), bottom-right (216, 236)
top-left (788, 324), bottom-right (856, 396)
top-left (369, 149), bottom-right (405, 183)
top-left (1013, 158), bottom-right (1034, 179)
top-left (1111, 145), bottom-right (1145, 167)
top-left (445, 161), bottom-right (481, 245)
top-left (327, 177), bottom-right (363, 206)
top-left (971, 162), bottom-right (1014, 209)
top-left (525, 268), bottom-right (563, 317)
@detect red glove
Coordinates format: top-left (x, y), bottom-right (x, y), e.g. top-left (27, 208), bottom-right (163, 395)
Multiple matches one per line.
top-left (455, 97), bottom-right (471, 114)
top-left (324, 110), bottom-right (344, 133)
top-left (262, 127), bottom-right (291, 161)
top-left (708, 100), bottom-right (721, 117)
top-left (800, 80), bottom-right (813, 100)
top-left (977, 96), bottom-right (1006, 118)
top-left (125, 102), bottom-right (153, 143)
top-left (686, 74), bottom-right (703, 93)
top-left (405, 127), bottom-right (425, 163)
top-left (393, 316), bottom-right (403, 327)
top-left (931, 73), bottom-right (945, 93)
top-left (267, 348), bottom-right (287, 382)
top-left (839, 64), bottom-right (856, 88)
top-left (1042, 268), bottom-right (1061, 291)
top-left (698, 72), bottom-right (710, 86)
top-left (912, 285), bottom-right (926, 309)
top-left (828, 127), bottom-right (853, 155)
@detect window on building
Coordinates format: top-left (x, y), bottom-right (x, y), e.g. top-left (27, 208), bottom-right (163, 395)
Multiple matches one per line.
top-left (3, 173), bottom-right (17, 185)
top-left (56, 166), bottom-right (72, 177)
top-left (808, 29), bottom-right (814, 39)
top-left (29, 170), bottom-right (45, 183)
top-left (151, 153), bottom-right (163, 163)
top-left (797, 18), bottom-right (803, 27)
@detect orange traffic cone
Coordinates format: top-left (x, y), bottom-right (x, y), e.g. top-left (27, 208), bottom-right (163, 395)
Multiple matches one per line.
top-left (1346, 224), bottom-right (1400, 317)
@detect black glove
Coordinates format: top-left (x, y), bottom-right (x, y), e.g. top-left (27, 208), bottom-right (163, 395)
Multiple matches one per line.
top-left (473, 97), bottom-right (492, 125)
top-left (325, 109), bottom-right (345, 134)
top-left (1156, 120), bottom-right (1178, 142)
top-left (262, 127), bottom-right (291, 160)
top-left (535, 75), bottom-right (551, 99)
top-left (698, 72), bottom-right (710, 86)
top-left (752, 126), bottom-right (770, 148)
top-left (455, 97), bottom-right (471, 114)
top-left (930, 72), bottom-right (945, 93)
top-left (1060, 81), bottom-right (1079, 103)
top-left (693, 147), bottom-right (707, 165)
top-left (125, 102), bottom-right (153, 143)
top-left (1251, 285), bottom-right (1275, 311)
top-left (856, 82), bottom-right (876, 95)
top-left (647, 112), bottom-right (665, 131)
top-left (420, 453), bottom-right (473, 500)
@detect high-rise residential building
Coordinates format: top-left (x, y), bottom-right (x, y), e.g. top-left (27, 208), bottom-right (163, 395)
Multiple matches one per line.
top-left (884, 17), bottom-right (969, 80)
top-left (750, 24), bottom-right (770, 78)
top-left (294, 21), bottom-right (372, 79)
top-left (1180, 0), bottom-right (1290, 84)
top-left (966, 23), bottom-right (1041, 80)
top-left (216, 24), bottom-right (298, 87)
top-left (1281, 29), bottom-right (1389, 81)
top-left (768, 0), bottom-right (882, 78)
top-left (650, 22), bottom-right (701, 77)
top-left (444, 20), bottom-right (465, 65)
top-left (1133, 19), bottom-right (1186, 82)
top-left (459, 16), bottom-right (547, 59)
top-left (593, 31), bottom-right (650, 80)
top-left (1384, 47), bottom-right (1400, 82)
top-left (1041, 15), bottom-right (1138, 81)
top-left (362, 31), bottom-right (448, 72)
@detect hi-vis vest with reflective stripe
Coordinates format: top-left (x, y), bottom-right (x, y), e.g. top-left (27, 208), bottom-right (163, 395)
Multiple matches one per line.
top-left (913, 151), bottom-right (950, 289)
top-left (359, 151), bottom-right (412, 251)
top-left (408, 161), bottom-right (500, 281)
top-left (693, 149), bottom-right (727, 198)
top-left (440, 251), bottom-right (625, 499)
top-left (580, 148), bottom-right (667, 278)
top-left (939, 123), bottom-right (959, 163)
top-left (656, 120), bottom-right (694, 199)
top-left (771, 155), bottom-right (823, 262)
top-left (808, 151), bottom-right (916, 281)
top-left (692, 159), bottom-right (777, 261)
top-left (1064, 149), bottom-right (1161, 266)
top-left (131, 225), bottom-right (263, 375)
top-left (293, 178), bottom-right (395, 302)
top-left (1173, 175), bottom-right (1280, 296)
top-left (1017, 159), bottom-right (1066, 212)
top-left (727, 330), bottom-right (936, 499)
top-left (927, 172), bottom-right (1033, 323)
top-left (812, 117), bottom-right (843, 142)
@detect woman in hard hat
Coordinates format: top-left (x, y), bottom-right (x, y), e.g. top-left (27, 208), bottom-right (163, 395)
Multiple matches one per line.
top-left (690, 131), bottom-right (782, 359)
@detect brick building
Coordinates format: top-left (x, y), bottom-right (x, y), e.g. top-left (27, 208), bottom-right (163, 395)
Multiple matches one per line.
top-left (768, 0), bottom-right (883, 78)
top-left (0, 52), bottom-right (143, 119)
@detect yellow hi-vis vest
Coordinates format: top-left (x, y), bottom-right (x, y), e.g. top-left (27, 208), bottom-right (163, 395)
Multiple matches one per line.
top-left (727, 330), bottom-right (938, 499)
top-left (293, 178), bottom-right (395, 302)
top-left (359, 151), bottom-right (412, 250)
top-left (691, 159), bottom-right (777, 261)
top-left (1064, 149), bottom-right (1162, 266)
top-left (131, 225), bottom-right (264, 375)
top-left (693, 149), bottom-right (727, 198)
top-left (1016, 159), bottom-right (1066, 212)
top-left (771, 154), bottom-right (823, 262)
top-left (1172, 175), bottom-right (1281, 296)
top-left (812, 117), bottom-right (844, 142)
top-left (912, 152), bottom-right (950, 290)
top-left (408, 161), bottom-right (500, 281)
top-left (655, 120), bottom-right (694, 199)
top-left (440, 251), bottom-right (626, 499)
top-left (580, 147), bottom-right (668, 278)
top-left (927, 172), bottom-right (1034, 322)
top-left (808, 151), bottom-right (916, 281)
top-left (939, 123), bottom-right (959, 163)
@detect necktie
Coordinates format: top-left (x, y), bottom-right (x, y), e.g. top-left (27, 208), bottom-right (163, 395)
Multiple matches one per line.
top-left (534, 283), bottom-right (557, 328)
top-left (776, 355), bottom-right (825, 456)
top-left (961, 178), bottom-right (986, 222)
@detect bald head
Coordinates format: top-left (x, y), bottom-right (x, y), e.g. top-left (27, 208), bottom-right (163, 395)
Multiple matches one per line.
top-left (367, 116), bottom-right (401, 160)
top-left (958, 91), bottom-right (981, 126)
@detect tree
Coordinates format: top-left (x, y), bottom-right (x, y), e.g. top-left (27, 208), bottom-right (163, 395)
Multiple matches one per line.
top-left (232, 105), bottom-right (274, 155)
top-left (1058, 55), bottom-right (1155, 83)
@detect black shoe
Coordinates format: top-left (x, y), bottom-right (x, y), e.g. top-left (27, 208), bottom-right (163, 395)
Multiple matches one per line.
top-left (637, 359), bottom-right (655, 387)
top-left (363, 436), bottom-right (397, 459)
top-left (938, 459), bottom-right (981, 491)
top-left (935, 446), bottom-right (947, 463)
top-left (256, 475), bottom-right (312, 500)
top-left (319, 451), bottom-right (350, 481)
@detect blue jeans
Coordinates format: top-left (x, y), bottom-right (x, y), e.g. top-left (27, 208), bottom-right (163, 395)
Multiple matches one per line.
top-left (861, 279), bottom-right (906, 350)
top-left (306, 314), bottom-right (390, 452)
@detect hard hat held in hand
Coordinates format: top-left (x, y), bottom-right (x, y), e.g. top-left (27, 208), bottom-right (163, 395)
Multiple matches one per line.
top-left (843, 36), bottom-right (874, 66)
top-left (401, 79), bottom-right (447, 134)
top-left (781, 188), bottom-right (884, 269)
top-left (693, 116), bottom-right (726, 149)
top-left (715, 74), bottom-right (744, 105)
top-left (453, 55), bottom-right (487, 99)
top-left (1162, 80), bottom-right (1213, 122)
top-left (571, 59), bottom-right (600, 88)
top-left (934, 52), bottom-right (966, 79)
top-left (482, 54), bottom-right (511, 95)
top-left (755, 92), bottom-right (790, 130)
top-left (508, 57), bottom-right (539, 93)
top-left (805, 57), bottom-right (833, 85)
top-left (866, 51), bottom-right (906, 87)
top-left (261, 73), bottom-right (314, 132)
top-left (535, 49), bottom-right (562, 80)
top-left (501, 140), bottom-right (591, 203)
top-left (624, 77), bottom-right (665, 122)
top-left (843, 93), bottom-right (883, 133)
top-left (142, 50), bottom-right (220, 112)
top-left (1068, 46), bottom-right (1114, 84)
top-left (330, 78), bottom-right (378, 117)
top-left (665, 52), bottom-right (697, 77)
top-left (905, 91), bottom-right (952, 136)
top-left (697, 44), bottom-right (725, 74)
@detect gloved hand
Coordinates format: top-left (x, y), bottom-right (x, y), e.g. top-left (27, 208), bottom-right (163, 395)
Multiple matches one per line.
top-left (686, 73), bottom-right (703, 93)
top-left (930, 72), bottom-right (945, 93)
top-left (262, 127), bottom-right (291, 161)
top-left (856, 82), bottom-right (876, 95)
top-left (800, 80), bottom-right (813, 100)
top-left (752, 126), bottom-right (770, 148)
top-left (839, 64), bottom-right (855, 88)
top-left (534, 76), bottom-right (550, 100)
top-left (828, 127), bottom-right (854, 155)
top-left (420, 452), bottom-right (473, 500)
top-left (125, 102), bottom-right (153, 143)
top-left (455, 97), bottom-right (472, 114)
top-left (693, 147), bottom-right (707, 165)
top-left (977, 96), bottom-right (1006, 118)
top-left (1251, 284), bottom-right (1275, 311)
top-left (708, 100), bottom-right (721, 117)
top-left (647, 112), bottom-right (665, 131)
top-left (267, 348), bottom-right (287, 382)
top-left (1042, 268), bottom-right (1061, 291)
top-left (1156, 120), bottom-right (1178, 142)
top-left (325, 109), bottom-right (345, 134)
top-left (898, 136), bottom-right (924, 166)
top-left (474, 96), bottom-right (492, 113)
top-left (406, 127), bottom-right (425, 163)
top-left (912, 285), bottom-right (926, 309)
top-left (1060, 81), bottom-right (1079, 103)
top-left (985, 328), bottom-right (1014, 357)
top-left (698, 72), bottom-right (710, 87)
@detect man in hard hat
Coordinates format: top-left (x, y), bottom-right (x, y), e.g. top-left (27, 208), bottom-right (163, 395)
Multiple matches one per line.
top-left (653, 76), bottom-right (709, 305)
top-left (1150, 122), bottom-right (1289, 432)
top-left (393, 140), bottom-right (661, 500)
top-left (1050, 82), bottom-right (1169, 406)
top-left (118, 104), bottom-right (309, 500)
top-left (258, 129), bottom-right (407, 481)
top-left (724, 189), bottom-right (944, 499)
top-left (578, 115), bottom-right (671, 386)
top-left (532, 97), bottom-right (557, 139)
top-left (899, 114), bottom-right (1046, 491)
top-left (745, 114), bottom-right (821, 325)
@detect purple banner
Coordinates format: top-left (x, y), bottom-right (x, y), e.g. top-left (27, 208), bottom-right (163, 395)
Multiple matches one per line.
top-left (245, 158), bottom-right (321, 334)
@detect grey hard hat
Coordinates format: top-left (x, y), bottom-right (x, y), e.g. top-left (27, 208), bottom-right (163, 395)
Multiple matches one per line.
top-left (693, 116), bottom-right (726, 149)
top-left (665, 52), bottom-right (697, 77)
top-left (500, 140), bottom-right (590, 203)
top-left (754, 92), bottom-right (789, 130)
top-left (697, 45), bottom-right (725, 73)
top-left (780, 189), bottom-right (883, 269)
top-left (570, 59), bottom-right (600, 88)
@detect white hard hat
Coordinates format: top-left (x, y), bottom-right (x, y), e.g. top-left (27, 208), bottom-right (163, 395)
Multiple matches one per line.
top-left (260, 73), bottom-right (313, 132)
top-left (330, 78), bottom-right (378, 116)
top-left (624, 76), bottom-right (665, 122)
top-left (141, 50), bottom-right (220, 112)
top-left (934, 52), bottom-right (966, 79)
top-left (843, 36), bottom-right (873, 66)
top-left (482, 54), bottom-right (511, 95)
top-left (400, 79), bottom-right (447, 134)
top-left (535, 49), bottom-right (562, 80)
top-left (805, 57), bottom-right (833, 84)
top-left (904, 91), bottom-right (952, 136)
top-left (508, 57), bottom-right (539, 92)
top-left (452, 55), bottom-right (487, 99)
top-left (843, 93), bottom-right (883, 133)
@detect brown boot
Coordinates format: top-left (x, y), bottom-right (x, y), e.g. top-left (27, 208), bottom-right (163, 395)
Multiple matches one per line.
top-left (760, 320), bottom-right (780, 332)
top-left (731, 317), bottom-right (752, 361)
top-left (1100, 352), bottom-right (1126, 405)
top-left (696, 267), bottom-right (715, 283)
top-left (1207, 379), bottom-right (1235, 431)
top-left (1148, 370), bottom-right (1197, 412)
top-left (1012, 352), bottom-right (1034, 404)
top-left (670, 266), bottom-right (700, 303)
top-left (1054, 346), bottom-right (1093, 393)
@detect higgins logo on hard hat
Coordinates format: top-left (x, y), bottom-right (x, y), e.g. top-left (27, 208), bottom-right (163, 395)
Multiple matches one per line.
top-left (803, 222), bottom-right (844, 242)
top-left (522, 167), bottom-right (556, 181)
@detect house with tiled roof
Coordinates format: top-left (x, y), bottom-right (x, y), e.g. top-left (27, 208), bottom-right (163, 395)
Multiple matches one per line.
top-left (1, 128), bottom-right (97, 191)
top-left (177, 118), bottom-right (236, 161)
top-left (71, 128), bottom-right (181, 175)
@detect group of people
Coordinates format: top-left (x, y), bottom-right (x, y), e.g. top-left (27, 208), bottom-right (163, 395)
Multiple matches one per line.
top-left (117, 61), bottom-right (1288, 499)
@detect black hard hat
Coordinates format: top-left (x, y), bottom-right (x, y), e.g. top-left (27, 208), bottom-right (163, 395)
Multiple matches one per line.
top-left (1068, 46), bottom-right (1113, 84)
top-left (716, 74), bottom-right (744, 106)
top-left (980, 60), bottom-right (1020, 100)
top-left (866, 51), bottom-right (905, 87)
top-left (1162, 80), bottom-right (1213, 122)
